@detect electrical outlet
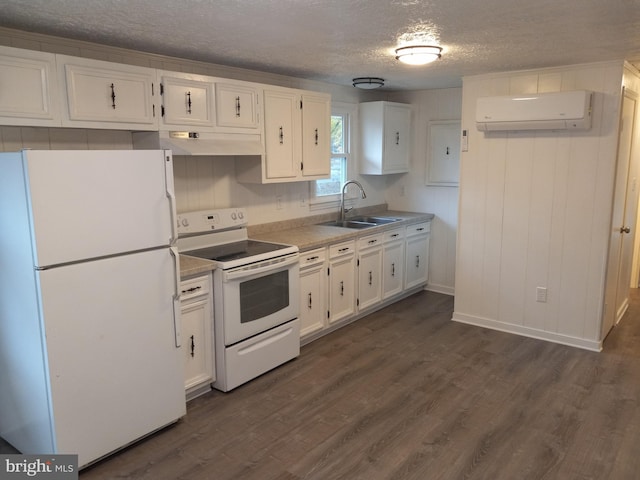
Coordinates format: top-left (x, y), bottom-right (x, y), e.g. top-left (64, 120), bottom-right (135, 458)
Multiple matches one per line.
top-left (299, 194), bottom-right (307, 207)
top-left (536, 287), bottom-right (547, 303)
top-left (276, 195), bottom-right (283, 210)
top-left (400, 185), bottom-right (406, 197)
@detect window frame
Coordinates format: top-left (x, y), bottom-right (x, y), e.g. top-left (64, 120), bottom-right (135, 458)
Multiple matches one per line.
top-left (309, 102), bottom-right (358, 208)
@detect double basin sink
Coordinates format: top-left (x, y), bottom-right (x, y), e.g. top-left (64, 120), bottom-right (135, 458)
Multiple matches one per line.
top-left (319, 215), bottom-right (403, 229)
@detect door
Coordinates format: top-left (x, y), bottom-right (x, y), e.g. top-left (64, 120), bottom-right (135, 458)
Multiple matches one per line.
top-left (24, 150), bottom-right (175, 267)
top-left (161, 74), bottom-right (214, 128)
top-left (38, 248), bottom-right (185, 467)
top-left (358, 247), bottom-right (383, 311)
top-left (383, 240), bottom-right (405, 300)
top-left (299, 263), bottom-right (327, 337)
top-left (603, 89), bottom-right (640, 337)
top-left (301, 93), bottom-right (331, 178)
top-left (215, 82), bottom-right (260, 130)
top-left (263, 89), bottom-right (298, 179)
top-left (329, 254), bottom-right (356, 324)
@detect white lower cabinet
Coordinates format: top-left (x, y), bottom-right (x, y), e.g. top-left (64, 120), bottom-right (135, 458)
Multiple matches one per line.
top-left (180, 274), bottom-right (214, 401)
top-left (383, 228), bottom-right (406, 300)
top-left (328, 240), bottom-right (356, 325)
top-left (405, 222), bottom-right (430, 289)
top-left (300, 220), bottom-right (431, 343)
top-left (299, 247), bottom-right (328, 338)
top-left (357, 233), bottom-right (383, 311)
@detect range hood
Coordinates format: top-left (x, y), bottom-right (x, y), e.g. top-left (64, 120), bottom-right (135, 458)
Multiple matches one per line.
top-left (132, 131), bottom-right (264, 156)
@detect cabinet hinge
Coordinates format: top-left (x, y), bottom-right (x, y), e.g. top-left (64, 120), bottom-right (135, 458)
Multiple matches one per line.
top-left (327, 267), bottom-right (330, 275)
top-left (327, 310), bottom-right (330, 319)
top-left (160, 83), bottom-right (164, 96)
top-left (300, 100), bottom-right (303, 109)
top-left (151, 83), bottom-right (155, 96)
top-left (301, 162), bottom-right (304, 171)
top-left (161, 105), bottom-right (165, 117)
top-left (153, 104), bottom-right (155, 117)
top-left (357, 298), bottom-right (360, 306)
top-left (357, 259), bottom-right (360, 267)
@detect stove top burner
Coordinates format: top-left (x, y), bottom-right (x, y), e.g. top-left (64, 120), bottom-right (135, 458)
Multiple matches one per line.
top-left (185, 239), bottom-right (289, 263)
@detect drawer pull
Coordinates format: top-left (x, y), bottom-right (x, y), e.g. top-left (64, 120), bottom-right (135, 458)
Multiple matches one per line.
top-left (338, 247), bottom-right (350, 253)
top-left (181, 285), bottom-right (202, 294)
top-left (306, 255), bottom-right (319, 262)
top-left (368, 239), bottom-right (377, 245)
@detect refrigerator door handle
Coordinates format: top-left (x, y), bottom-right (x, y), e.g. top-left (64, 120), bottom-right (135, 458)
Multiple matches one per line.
top-left (164, 152), bottom-right (178, 244)
top-left (170, 246), bottom-right (182, 348)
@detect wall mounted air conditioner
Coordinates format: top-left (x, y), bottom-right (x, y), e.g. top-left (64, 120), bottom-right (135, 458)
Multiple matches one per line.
top-left (476, 90), bottom-right (593, 131)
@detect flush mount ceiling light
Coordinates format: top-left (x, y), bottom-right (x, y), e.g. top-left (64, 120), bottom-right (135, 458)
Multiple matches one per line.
top-left (395, 45), bottom-right (442, 66)
top-left (352, 77), bottom-right (385, 89)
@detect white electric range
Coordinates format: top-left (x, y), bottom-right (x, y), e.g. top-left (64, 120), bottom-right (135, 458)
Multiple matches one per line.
top-left (177, 208), bottom-right (300, 391)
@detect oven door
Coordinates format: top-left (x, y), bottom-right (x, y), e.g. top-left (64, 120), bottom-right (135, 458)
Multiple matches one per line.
top-left (216, 252), bottom-right (299, 346)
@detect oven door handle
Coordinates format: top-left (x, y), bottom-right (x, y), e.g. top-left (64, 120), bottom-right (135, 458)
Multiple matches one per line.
top-left (223, 253), bottom-right (299, 282)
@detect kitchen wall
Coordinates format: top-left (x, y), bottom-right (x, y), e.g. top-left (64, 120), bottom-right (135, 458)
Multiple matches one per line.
top-left (454, 61), bottom-right (630, 351)
top-left (385, 88), bottom-right (462, 295)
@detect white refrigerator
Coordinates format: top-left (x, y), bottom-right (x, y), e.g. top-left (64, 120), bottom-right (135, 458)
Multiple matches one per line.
top-left (0, 149), bottom-right (186, 468)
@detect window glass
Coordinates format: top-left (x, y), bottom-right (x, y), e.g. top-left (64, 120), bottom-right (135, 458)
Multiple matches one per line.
top-left (313, 109), bottom-right (352, 201)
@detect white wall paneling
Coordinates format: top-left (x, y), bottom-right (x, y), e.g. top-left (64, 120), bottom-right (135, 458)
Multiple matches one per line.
top-left (387, 88), bottom-right (462, 295)
top-left (453, 61), bottom-right (631, 351)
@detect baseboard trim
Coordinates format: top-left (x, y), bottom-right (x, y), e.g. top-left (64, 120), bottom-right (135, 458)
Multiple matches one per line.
top-left (426, 283), bottom-right (454, 296)
top-left (451, 311), bottom-right (602, 352)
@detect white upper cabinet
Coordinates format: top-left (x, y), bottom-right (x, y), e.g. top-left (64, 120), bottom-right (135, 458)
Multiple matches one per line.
top-left (300, 93), bottom-right (331, 178)
top-left (214, 81), bottom-right (261, 132)
top-left (0, 46), bottom-right (60, 127)
top-left (57, 55), bottom-right (158, 130)
top-left (359, 101), bottom-right (411, 175)
top-left (159, 72), bottom-right (214, 130)
top-left (237, 87), bottom-right (330, 183)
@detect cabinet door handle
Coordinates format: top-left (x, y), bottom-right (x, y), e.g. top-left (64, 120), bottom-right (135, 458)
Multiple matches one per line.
top-left (110, 83), bottom-right (116, 109)
top-left (340, 281), bottom-right (344, 296)
top-left (396, 131), bottom-right (400, 145)
top-left (392, 263), bottom-right (395, 277)
top-left (190, 335), bottom-right (195, 358)
top-left (368, 271), bottom-right (373, 286)
top-left (308, 292), bottom-right (313, 309)
top-left (236, 96), bottom-right (241, 117)
top-left (279, 126), bottom-right (284, 144)
top-left (416, 255), bottom-right (420, 268)
top-left (315, 128), bottom-right (319, 145)
top-left (186, 91), bottom-right (192, 114)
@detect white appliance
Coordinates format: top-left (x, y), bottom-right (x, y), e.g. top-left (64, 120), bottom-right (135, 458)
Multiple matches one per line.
top-left (0, 149), bottom-right (186, 469)
top-left (475, 90), bottom-right (593, 131)
top-left (177, 208), bottom-right (300, 392)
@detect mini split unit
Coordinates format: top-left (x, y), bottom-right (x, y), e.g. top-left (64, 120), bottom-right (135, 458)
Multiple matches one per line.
top-left (475, 90), bottom-right (593, 131)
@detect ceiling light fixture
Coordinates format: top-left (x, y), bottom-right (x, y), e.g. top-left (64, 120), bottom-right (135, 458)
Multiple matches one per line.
top-left (352, 77), bottom-right (385, 89)
top-left (395, 45), bottom-right (442, 66)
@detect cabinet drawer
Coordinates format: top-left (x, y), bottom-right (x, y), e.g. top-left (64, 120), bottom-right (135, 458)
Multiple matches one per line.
top-left (180, 274), bottom-right (211, 301)
top-left (357, 233), bottom-right (383, 250)
top-left (384, 227), bottom-right (405, 243)
top-left (406, 222), bottom-right (430, 237)
top-left (300, 247), bottom-right (326, 269)
top-left (329, 240), bottom-right (355, 258)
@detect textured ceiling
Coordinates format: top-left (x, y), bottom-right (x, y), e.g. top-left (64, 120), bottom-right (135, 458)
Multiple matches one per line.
top-left (1, 0), bottom-right (640, 90)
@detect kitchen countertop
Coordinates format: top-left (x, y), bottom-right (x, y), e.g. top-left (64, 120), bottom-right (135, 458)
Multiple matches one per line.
top-left (250, 210), bottom-right (434, 251)
top-left (180, 254), bottom-right (216, 279)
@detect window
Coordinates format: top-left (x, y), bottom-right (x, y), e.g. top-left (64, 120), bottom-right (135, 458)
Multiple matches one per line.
top-left (311, 104), bottom-right (355, 204)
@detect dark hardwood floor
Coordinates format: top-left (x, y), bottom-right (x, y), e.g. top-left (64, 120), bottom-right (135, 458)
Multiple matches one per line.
top-left (4, 290), bottom-right (640, 479)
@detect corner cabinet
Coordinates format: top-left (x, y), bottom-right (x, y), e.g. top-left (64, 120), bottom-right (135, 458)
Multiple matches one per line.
top-left (57, 55), bottom-right (158, 130)
top-left (0, 46), bottom-right (61, 127)
top-left (237, 87), bottom-right (330, 183)
top-left (180, 274), bottom-right (214, 401)
top-left (359, 101), bottom-right (411, 175)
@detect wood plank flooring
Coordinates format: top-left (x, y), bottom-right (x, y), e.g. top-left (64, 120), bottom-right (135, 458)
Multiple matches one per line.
top-left (4, 290), bottom-right (640, 479)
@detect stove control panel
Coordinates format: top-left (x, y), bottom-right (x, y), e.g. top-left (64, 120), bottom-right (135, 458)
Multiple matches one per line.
top-left (177, 208), bottom-right (247, 235)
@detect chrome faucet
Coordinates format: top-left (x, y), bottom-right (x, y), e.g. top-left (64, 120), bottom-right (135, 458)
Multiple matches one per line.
top-left (340, 180), bottom-right (367, 222)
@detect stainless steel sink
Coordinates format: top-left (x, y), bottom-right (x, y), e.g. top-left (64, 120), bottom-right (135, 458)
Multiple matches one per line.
top-left (318, 216), bottom-right (402, 229)
top-left (349, 215), bottom-right (402, 225)
top-left (319, 220), bottom-right (377, 229)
